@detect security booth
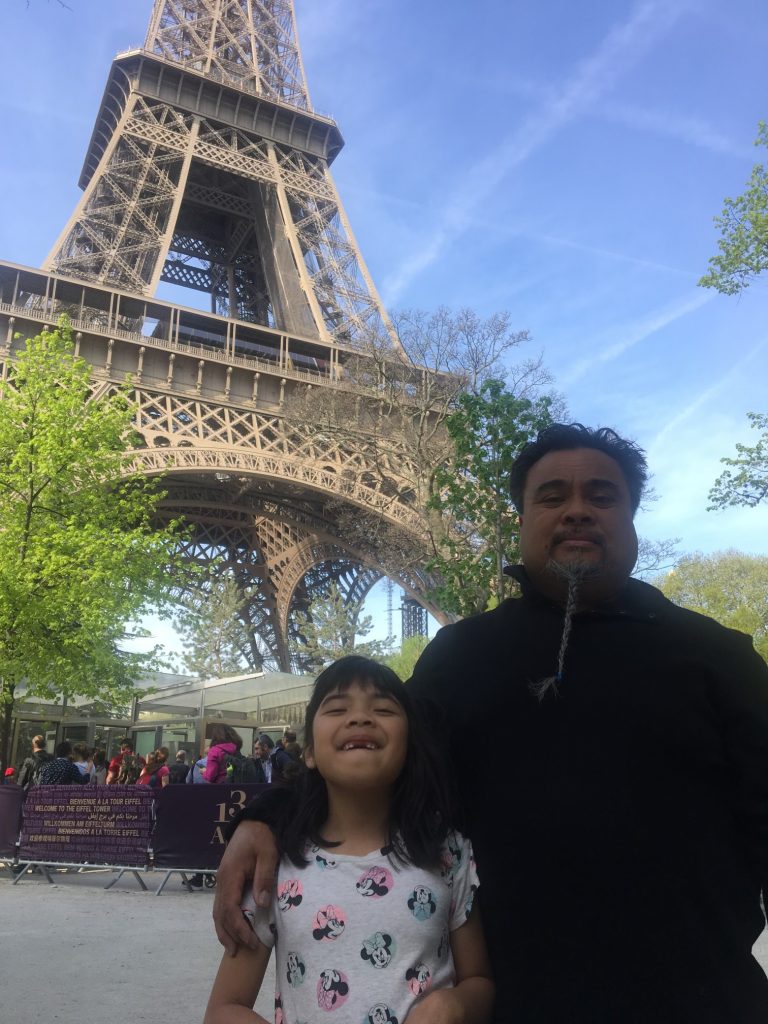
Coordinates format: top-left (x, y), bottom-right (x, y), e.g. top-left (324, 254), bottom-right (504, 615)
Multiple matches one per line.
top-left (8, 671), bottom-right (191, 767)
top-left (132, 670), bottom-right (314, 757)
top-left (7, 670), bottom-right (314, 774)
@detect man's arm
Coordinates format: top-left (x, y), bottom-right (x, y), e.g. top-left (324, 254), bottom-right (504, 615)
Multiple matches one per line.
top-left (213, 787), bottom-right (296, 955)
top-left (105, 757), bottom-right (120, 785)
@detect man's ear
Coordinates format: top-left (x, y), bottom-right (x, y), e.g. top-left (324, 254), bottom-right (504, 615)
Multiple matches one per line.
top-left (304, 747), bottom-right (316, 770)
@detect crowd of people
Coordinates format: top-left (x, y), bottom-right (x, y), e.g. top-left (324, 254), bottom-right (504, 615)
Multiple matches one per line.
top-left (8, 728), bottom-right (303, 792)
top-left (187, 727), bottom-right (302, 787)
top-left (12, 737), bottom-right (106, 788)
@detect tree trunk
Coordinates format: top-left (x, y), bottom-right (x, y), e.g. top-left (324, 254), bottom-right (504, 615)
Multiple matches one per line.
top-left (0, 682), bottom-right (15, 775)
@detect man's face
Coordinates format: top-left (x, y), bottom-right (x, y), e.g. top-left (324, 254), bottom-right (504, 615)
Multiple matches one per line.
top-left (254, 741), bottom-right (267, 759)
top-left (518, 447), bottom-right (638, 605)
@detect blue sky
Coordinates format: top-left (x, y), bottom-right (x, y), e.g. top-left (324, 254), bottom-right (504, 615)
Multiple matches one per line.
top-left (1, 0), bottom-right (766, 653)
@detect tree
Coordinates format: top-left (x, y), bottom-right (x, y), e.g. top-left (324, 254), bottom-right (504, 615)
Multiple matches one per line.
top-left (708, 411), bottom-right (768, 509)
top-left (699, 125), bottom-right (768, 510)
top-left (172, 575), bottom-right (270, 678)
top-left (0, 322), bottom-right (182, 773)
top-left (292, 583), bottom-right (392, 671)
top-left (634, 536), bottom-right (680, 578)
top-left (385, 635), bottom-right (430, 681)
top-left (285, 308), bottom-right (558, 620)
top-left (699, 122), bottom-right (768, 295)
top-left (427, 379), bottom-right (554, 617)
top-left (654, 550), bottom-right (768, 662)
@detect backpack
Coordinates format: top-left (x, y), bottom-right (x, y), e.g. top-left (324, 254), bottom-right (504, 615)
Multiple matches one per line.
top-left (117, 752), bottom-right (143, 785)
top-left (21, 751), bottom-right (53, 789)
top-left (168, 760), bottom-right (190, 784)
top-left (223, 752), bottom-right (265, 785)
top-left (270, 746), bottom-right (292, 783)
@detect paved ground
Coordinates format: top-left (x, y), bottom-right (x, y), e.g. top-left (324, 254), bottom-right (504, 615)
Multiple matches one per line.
top-left (1, 865), bottom-right (767, 1023)
top-left (0, 865), bottom-right (275, 1024)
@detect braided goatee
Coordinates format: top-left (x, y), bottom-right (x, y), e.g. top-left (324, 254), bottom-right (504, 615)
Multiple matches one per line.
top-left (528, 560), bottom-right (597, 702)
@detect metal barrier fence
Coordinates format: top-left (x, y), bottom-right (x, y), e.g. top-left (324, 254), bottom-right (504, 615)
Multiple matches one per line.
top-left (0, 782), bottom-right (268, 894)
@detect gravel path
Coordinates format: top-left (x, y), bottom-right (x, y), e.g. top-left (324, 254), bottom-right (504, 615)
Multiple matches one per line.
top-left (0, 867), bottom-right (275, 1024)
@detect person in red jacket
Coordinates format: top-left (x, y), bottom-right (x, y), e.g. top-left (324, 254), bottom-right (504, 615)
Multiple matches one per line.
top-left (106, 738), bottom-right (146, 785)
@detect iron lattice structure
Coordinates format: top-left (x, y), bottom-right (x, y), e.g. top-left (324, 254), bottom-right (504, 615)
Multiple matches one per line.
top-left (45, 0), bottom-right (394, 350)
top-left (1, 1), bottom-right (442, 671)
top-left (401, 597), bottom-right (429, 641)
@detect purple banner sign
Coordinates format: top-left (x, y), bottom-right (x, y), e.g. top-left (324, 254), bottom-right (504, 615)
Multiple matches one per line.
top-left (0, 785), bottom-right (24, 856)
top-left (19, 786), bottom-right (155, 866)
top-left (153, 784), bottom-right (270, 869)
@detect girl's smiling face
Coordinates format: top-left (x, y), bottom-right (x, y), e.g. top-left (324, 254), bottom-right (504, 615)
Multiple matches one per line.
top-left (305, 680), bottom-right (408, 790)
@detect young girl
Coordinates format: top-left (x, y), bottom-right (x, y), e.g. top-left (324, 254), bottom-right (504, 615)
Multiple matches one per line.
top-left (204, 656), bottom-right (494, 1024)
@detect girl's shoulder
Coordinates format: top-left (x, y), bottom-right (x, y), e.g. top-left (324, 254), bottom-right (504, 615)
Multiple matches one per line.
top-left (437, 830), bottom-right (476, 881)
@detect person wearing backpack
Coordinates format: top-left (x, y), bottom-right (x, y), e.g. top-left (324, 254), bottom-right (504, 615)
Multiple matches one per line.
top-left (106, 738), bottom-right (146, 785)
top-left (204, 725), bottom-right (243, 784)
top-left (270, 732), bottom-right (294, 785)
top-left (168, 750), bottom-right (190, 784)
top-left (187, 749), bottom-right (209, 784)
top-left (137, 749), bottom-right (170, 789)
top-left (17, 735), bottom-right (54, 790)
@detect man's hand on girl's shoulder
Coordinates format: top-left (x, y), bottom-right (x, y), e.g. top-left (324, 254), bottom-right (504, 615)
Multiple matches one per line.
top-left (213, 820), bottom-right (279, 956)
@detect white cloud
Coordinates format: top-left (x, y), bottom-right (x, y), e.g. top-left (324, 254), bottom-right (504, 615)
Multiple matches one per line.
top-left (382, 0), bottom-right (688, 303)
top-left (559, 290), bottom-right (714, 386)
top-left (648, 336), bottom-right (768, 450)
top-left (598, 102), bottom-right (754, 160)
top-left (525, 230), bottom-right (691, 277)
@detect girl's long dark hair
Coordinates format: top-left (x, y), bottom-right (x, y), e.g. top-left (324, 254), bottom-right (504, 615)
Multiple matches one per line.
top-left (208, 724), bottom-right (242, 750)
top-left (277, 656), bottom-right (457, 870)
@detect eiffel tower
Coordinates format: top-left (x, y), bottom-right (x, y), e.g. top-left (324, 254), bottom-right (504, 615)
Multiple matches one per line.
top-left (0, 0), bottom-right (438, 670)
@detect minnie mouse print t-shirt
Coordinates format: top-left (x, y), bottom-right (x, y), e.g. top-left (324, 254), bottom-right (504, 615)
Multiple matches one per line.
top-left (243, 831), bottom-right (479, 1024)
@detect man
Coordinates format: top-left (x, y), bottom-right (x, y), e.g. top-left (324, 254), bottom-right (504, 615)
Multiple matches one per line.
top-left (168, 750), bottom-right (190, 784)
top-left (16, 735), bottom-right (54, 790)
top-left (213, 424), bottom-right (768, 1023)
top-left (253, 734), bottom-right (274, 783)
top-left (105, 737), bottom-right (146, 785)
top-left (271, 731), bottom-right (294, 783)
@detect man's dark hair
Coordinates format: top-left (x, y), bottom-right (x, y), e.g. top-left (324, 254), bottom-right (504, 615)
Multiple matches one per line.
top-left (509, 423), bottom-right (648, 515)
top-left (118, 737), bottom-right (134, 752)
top-left (55, 740), bottom-right (73, 758)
